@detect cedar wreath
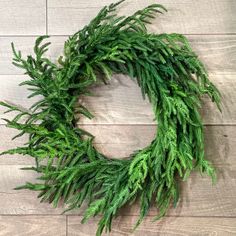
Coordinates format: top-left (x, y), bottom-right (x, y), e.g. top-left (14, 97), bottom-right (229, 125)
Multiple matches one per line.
top-left (0, 1), bottom-right (221, 235)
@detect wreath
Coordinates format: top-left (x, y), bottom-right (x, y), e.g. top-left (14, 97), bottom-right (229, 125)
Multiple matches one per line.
top-left (1, 1), bottom-right (221, 235)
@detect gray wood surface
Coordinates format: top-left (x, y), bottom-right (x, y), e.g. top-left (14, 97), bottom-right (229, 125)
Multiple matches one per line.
top-left (0, 0), bottom-right (46, 35)
top-left (0, 0), bottom-right (235, 235)
top-left (0, 164), bottom-right (235, 217)
top-left (0, 125), bottom-right (234, 165)
top-left (77, 73), bottom-right (236, 125)
top-left (48, 0), bottom-right (236, 35)
top-left (0, 216), bottom-right (66, 236)
top-left (67, 216), bottom-right (236, 236)
top-left (0, 126), bottom-right (235, 217)
top-left (1, 35), bottom-right (236, 75)
top-left (1, 74), bottom-right (235, 125)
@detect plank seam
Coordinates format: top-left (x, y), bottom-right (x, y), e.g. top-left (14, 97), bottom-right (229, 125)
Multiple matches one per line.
top-left (0, 72), bottom-right (235, 76)
top-left (66, 215), bottom-right (68, 236)
top-left (0, 33), bottom-right (236, 37)
top-left (46, 0), bottom-right (48, 35)
top-left (0, 214), bottom-right (235, 218)
top-left (1, 124), bottom-right (236, 127)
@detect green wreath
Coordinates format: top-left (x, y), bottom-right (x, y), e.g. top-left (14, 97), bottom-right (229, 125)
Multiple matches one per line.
top-left (1, 1), bottom-right (221, 235)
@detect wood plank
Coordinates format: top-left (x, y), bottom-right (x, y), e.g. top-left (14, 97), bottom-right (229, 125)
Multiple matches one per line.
top-left (0, 37), bottom-right (37, 75)
top-left (66, 170), bottom-right (236, 217)
top-left (83, 125), bottom-right (236, 167)
top-left (67, 216), bottom-right (236, 236)
top-left (131, 171), bottom-right (236, 217)
top-left (0, 216), bottom-right (66, 236)
top-left (0, 165), bottom-right (62, 214)
top-left (0, 75), bottom-right (39, 122)
top-left (48, 0), bottom-right (236, 35)
top-left (0, 165), bottom-right (235, 216)
top-left (0, 124), bottom-right (235, 216)
top-left (0, 124), bottom-right (235, 166)
top-left (1, 35), bottom-right (236, 75)
top-left (0, 125), bottom-right (33, 165)
top-left (0, 73), bottom-right (235, 125)
top-left (0, 0), bottom-right (46, 35)
top-left (77, 73), bottom-right (235, 125)
top-left (0, 165), bottom-right (235, 217)
top-left (188, 35), bottom-right (236, 73)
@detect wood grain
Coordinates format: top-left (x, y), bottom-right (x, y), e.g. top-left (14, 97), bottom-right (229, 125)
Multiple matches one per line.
top-left (67, 216), bottom-right (236, 236)
top-left (0, 165), bottom-right (62, 214)
top-left (77, 73), bottom-right (235, 125)
top-left (0, 73), bottom-right (235, 125)
top-left (0, 125), bottom-right (234, 167)
top-left (0, 123), bottom-right (235, 216)
top-left (188, 35), bottom-right (236, 73)
top-left (0, 37), bottom-right (37, 75)
top-left (1, 34), bottom-right (236, 75)
top-left (82, 125), bottom-right (235, 167)
top-left (48, 0), bottom-right (236, 35)
top-left (0, 0), bottom-right (46, 35)
top-left (0, 216), bottom-right (66, 236)
top-left (0, 164), bottom-right (235, 217)
top-left (0, 75), bottom-right (39, 121)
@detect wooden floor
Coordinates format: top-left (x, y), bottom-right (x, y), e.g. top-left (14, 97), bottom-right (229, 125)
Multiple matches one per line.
top-left (0, 0), bottom-right (236, 235)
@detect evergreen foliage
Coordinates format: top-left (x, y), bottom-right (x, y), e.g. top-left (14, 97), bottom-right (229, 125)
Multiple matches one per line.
top-left (0, 1), bottom-right (221, 235)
